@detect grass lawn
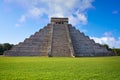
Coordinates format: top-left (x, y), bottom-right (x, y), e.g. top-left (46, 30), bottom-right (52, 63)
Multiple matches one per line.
top-left (0, 56), bottom-right (120, 80)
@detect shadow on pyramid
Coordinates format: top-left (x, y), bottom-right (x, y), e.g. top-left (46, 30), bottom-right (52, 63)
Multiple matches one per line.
top-left (4, 18), bottom-right (114, 57)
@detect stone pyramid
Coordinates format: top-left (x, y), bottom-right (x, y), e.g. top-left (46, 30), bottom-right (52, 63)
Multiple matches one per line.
top-left (4, 18), bottom-right (114, 57)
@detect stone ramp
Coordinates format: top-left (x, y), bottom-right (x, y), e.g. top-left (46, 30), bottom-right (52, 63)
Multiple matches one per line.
top-left (4, 24), bottom-right (52, 56)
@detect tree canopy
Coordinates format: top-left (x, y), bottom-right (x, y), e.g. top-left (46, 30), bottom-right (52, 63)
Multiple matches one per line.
top-left (0, 43), bottom-right (14, 55)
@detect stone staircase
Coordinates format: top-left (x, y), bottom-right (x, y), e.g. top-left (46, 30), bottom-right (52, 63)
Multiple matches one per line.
top-left (50, 24), bottom-right (72, 56)
top-left (4, 18), bottom-right (114, 57)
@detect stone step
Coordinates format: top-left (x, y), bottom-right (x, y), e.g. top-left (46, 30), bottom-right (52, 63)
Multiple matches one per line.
top-left (68, 24), bottom-right (111, 56)
top-left (4, 24), bottom-right (52, 56)
top-left (4, 21), bottom-right (113, 57)
top-left (51, 24), bottom-right (71, 56)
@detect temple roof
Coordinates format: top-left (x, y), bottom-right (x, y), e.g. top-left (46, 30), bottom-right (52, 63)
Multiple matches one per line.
top-left (51, 17), bottom-right (68, 24)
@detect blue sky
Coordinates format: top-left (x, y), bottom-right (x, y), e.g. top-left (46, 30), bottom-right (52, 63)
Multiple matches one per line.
top-left (0, 0), bottom-right (120, 48)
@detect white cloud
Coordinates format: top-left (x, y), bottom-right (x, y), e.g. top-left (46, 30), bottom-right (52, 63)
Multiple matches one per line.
top-left (15, 23), bottom-right (20, 27)
top-left (28, 7), bottom-right (45, 18)
top-left (4, 0), bottom-right (94, 26)
top-left (90, 34), bottom-right (120, 48)
top-left (19, 15), bottom-right (26, 23)
top-left (15, 15), bottom-right (26, 27)
top-left (76, 12), bottom-right (87, 25)
top-left (103, 32), bottom-right (112, 37)
top-left (112, 10), bottom-right (119, 14)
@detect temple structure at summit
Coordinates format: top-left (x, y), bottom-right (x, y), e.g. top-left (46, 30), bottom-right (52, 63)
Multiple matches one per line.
top-left (4, 17), bottom-right (114, 57)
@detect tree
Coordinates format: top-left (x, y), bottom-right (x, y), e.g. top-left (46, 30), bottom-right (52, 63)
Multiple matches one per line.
top-left (3, 43), bottom-right (13, 51)
top-left (103, 44), bottom-right (109, 49)
top-left (0, 43), bottom-right (14, 55)
top-left (0, 44), bottom-right (4, 55)
top-left (112, 48), bottom-right (120, 56)
top-left (102, 44), bottom-right (112, 51)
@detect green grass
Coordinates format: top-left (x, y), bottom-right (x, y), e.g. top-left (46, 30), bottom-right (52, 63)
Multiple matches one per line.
top-left (0, 56), bottom-right (120, 80)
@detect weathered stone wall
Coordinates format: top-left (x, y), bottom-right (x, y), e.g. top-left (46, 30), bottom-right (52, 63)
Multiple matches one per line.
top-left (4, 18), bottom-right (114, 57)
top-left (51, 18), bottom-right (68, 24)
top-left (4, 24), bottom-right (52, 56)
top-left (68, 24), bottom-right (112, 56)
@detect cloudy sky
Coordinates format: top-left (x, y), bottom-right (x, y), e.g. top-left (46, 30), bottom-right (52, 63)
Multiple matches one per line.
top-left (0, 0), bottom-right (120, 48)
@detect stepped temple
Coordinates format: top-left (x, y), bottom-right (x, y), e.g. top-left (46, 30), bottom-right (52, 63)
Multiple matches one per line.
top-left (4, 18), bottom-right (114, 57)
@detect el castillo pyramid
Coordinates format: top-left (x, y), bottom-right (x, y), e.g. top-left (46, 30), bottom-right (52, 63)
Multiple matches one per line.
top-left (4, 17), bottom-right (114, 57)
